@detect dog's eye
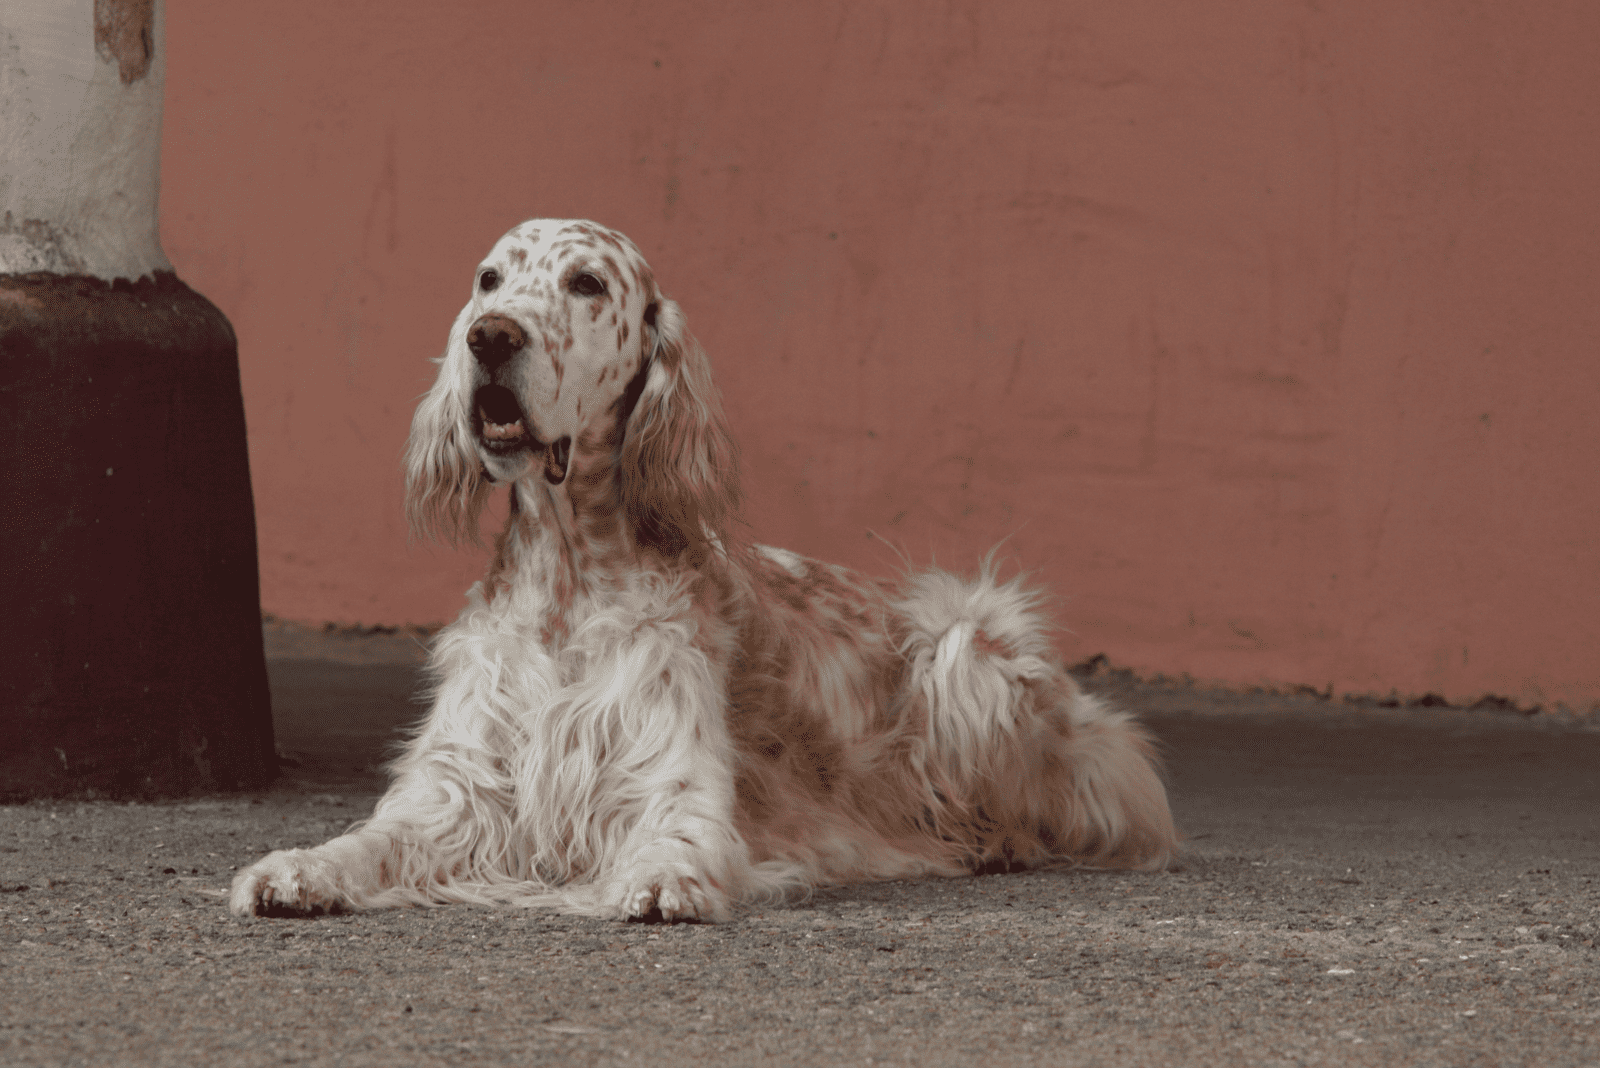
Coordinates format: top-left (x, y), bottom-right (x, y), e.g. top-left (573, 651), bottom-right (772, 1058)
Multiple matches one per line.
top-left (569, 272), bottom-right (606, 297)
top-left (479, 269), bottom-right (500, 293)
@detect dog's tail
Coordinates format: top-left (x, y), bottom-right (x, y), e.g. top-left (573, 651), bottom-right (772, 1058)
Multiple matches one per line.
top-left (897, 563), bottom-right (1178, 871)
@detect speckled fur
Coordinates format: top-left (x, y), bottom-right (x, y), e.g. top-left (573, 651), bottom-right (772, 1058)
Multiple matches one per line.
top-left (231, 220), bottom-right (1177, 922)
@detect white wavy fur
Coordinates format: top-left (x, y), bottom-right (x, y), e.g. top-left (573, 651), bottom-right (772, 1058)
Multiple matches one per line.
top-left (231, 220), bottom-right (1178, 923)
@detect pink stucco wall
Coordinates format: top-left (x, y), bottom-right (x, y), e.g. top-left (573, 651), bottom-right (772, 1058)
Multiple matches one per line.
top-left (159, 1), bottom-right (1600, 711)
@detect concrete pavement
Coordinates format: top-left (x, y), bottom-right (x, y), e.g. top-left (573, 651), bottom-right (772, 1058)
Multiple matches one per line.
top-left (2, 630), bottom-right (1595, 1066)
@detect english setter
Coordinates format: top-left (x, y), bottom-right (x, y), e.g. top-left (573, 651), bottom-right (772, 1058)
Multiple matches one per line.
top-left (231, 220), bottom-right (1178, 922)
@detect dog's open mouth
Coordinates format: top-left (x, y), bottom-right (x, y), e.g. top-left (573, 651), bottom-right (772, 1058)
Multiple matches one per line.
top-left (474, 385), bottom-right (570, 484)
top-left (476, 385), bottom-right (527, 448)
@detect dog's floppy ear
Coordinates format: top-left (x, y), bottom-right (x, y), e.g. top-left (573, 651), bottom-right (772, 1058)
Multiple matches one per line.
top-left (405, 350), bottom-right (490, 546)
top-left (618, 297), bottom-right (741, 561)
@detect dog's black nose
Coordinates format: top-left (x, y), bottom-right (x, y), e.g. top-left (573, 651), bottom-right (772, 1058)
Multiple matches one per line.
top-left (467, 314), bottom-right (527, 370)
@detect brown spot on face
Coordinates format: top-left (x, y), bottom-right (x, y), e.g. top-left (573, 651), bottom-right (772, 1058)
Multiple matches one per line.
top-left (548, 238), bottom-right (589, 258)
top-left (510, 248), bottom-right (528, 265)
top-left (602, 255), bottom-right (624, 292)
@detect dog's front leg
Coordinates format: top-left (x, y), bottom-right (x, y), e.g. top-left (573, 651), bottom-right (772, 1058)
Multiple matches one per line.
top-left (602, 774), bottom-right (743, 923)
top-left (228, 760), bottom-right (479, 916)
top-left (227, 826), bottom-right (405, 915)
top-left (231, 657), bottom-right (521, 918)
top-left (580, 643), bottom-right (748, 923)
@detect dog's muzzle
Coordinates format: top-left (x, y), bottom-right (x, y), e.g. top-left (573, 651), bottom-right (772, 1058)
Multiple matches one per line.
top-left (467, 314), bottom-right (570, 484)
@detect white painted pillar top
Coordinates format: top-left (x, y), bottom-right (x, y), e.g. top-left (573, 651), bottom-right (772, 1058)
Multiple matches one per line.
top-left (0, 0), bottom-right (172, 281)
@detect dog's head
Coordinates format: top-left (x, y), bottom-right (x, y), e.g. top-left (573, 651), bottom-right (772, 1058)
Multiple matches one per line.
top-left (406, 219), bottom-right (738, 558)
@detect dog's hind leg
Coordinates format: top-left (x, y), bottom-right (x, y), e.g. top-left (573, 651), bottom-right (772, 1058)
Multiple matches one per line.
top-left (895, 564), bottom-right (1177, 871)
top-left (1041, 686), bottom-right (1178, 869)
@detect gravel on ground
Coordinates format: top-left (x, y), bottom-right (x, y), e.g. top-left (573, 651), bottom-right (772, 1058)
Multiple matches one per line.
top-left (2, 632), bottom-right (1595, 1067)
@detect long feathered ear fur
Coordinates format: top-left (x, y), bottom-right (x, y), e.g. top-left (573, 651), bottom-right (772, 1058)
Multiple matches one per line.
top-left (405, 343), bottom-right (490, 546)
top-left (619, 297), bottom-right (741, 561)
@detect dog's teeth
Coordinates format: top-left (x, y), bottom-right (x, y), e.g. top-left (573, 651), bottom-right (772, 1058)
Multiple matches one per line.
top-left (482, 419), bottom-right (526, 441)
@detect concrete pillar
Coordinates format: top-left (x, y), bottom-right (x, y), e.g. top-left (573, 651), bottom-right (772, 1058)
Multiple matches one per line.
top-left (1, 0), bottom-right (275, 796)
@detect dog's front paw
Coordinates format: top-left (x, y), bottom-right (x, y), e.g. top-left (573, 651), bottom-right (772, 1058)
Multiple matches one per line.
top-left (606, 864), bottom-right (727, 923)
top-left (229, 849), bottom-right (350, 917)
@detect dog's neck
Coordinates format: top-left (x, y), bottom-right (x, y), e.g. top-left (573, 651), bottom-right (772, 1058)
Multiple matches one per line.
top-left (480, 438), bottom-right (654, 646)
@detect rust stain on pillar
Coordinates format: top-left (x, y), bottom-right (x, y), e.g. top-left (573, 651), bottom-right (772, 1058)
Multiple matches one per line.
top-left (94, 0), bottom-right (155, 84)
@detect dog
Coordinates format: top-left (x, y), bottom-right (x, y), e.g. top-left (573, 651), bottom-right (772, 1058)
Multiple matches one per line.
top-left (230, 219), bottom-right (1178, 922)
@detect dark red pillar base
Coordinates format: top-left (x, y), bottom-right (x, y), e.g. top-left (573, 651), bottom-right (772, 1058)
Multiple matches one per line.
top-left (1, 271), bottom-right (275, 797)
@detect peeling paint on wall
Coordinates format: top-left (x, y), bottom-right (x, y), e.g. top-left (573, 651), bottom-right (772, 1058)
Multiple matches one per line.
top-left (94, 0), bottom-right (155, 84)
